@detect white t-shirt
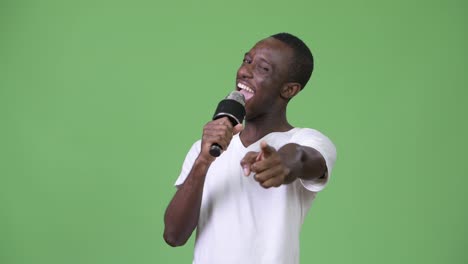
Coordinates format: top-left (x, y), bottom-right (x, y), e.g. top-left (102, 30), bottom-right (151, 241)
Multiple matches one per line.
top-left (175, 128), bottom-right (337, 264)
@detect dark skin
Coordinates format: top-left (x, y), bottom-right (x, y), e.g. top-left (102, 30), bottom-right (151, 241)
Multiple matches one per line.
top-left (163, 37), bottom-right (327, 247)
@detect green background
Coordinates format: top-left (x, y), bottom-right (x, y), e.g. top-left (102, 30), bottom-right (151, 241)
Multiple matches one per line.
top-left (1, 0), bottom-right (466, 263)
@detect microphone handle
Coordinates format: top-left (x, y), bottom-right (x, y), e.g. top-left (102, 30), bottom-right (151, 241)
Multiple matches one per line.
top-left (209, 144), bottom-right (222, 157)
top-left (209, 115), bottom-right (233, 157)
top-left (209, 114), bottom-right (238, 157)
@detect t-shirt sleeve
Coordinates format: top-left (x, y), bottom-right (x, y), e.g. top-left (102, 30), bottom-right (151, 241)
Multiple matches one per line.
top-left (289, 128), bottom-right (337, 192)
top-left (174, 140), bottom-right (202, 187)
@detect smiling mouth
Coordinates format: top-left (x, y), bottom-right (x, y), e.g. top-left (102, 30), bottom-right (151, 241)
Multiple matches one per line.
top-left (237, 83), bottom-right (254, 101)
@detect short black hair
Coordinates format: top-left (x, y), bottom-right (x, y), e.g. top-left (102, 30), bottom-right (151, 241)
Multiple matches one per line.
top-left (271, 33), bottom-right (314, 90)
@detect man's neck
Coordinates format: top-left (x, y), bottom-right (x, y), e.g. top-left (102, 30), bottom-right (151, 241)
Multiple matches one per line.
top-left (239, 114), bottom-right (293, 147)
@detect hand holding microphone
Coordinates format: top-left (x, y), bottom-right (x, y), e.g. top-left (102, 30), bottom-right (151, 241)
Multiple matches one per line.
top-left (210, 91), bottom-right (245, 157)
top-left (199, 91), bottom-right (245, 162)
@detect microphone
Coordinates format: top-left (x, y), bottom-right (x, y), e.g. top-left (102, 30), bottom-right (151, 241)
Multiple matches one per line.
top-left (209, 91), bottom-right (246, 157)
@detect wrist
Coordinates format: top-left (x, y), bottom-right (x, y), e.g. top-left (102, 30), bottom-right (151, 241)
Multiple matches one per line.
top-left (196, 154), bottom-right (215, 166)
top-left (278, 144), bottom-right (302, 183)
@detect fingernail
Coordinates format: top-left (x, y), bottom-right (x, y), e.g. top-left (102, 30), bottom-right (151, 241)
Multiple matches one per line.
top-left (243, 166), bottom-right (249, 176)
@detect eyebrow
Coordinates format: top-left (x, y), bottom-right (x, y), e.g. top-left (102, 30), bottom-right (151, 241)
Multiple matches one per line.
top-left (244, 52), bottom-right (271, 66)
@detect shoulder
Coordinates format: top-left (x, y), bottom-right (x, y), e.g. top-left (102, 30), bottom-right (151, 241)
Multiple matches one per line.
top-left (290, 127), bottom-right (337, 158)
top-left (189, 139), bottom-right (202, 152)
top-left (182, 140), bottom-right (202, 164)
top-left (291, 128), bottom-right (333, 142)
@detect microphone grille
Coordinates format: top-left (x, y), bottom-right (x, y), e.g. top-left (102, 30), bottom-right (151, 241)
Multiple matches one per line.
top-left (226, 91), bottom-right (245, 107)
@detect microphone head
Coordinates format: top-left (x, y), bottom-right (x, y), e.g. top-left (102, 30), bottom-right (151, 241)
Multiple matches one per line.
top-left (226, 91), bottom-right (245, 107)
top-left (212, 91), bottom-right (246, 125)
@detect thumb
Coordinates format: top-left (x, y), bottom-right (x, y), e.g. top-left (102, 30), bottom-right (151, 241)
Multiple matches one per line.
top-left (233, 123), bottom-right (243, 135)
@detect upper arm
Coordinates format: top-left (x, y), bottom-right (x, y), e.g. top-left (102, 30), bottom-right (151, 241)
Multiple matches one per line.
top-left (290, 129), bottom-right (337, 192)
top-left (174, 140), bottom-right (202, 187)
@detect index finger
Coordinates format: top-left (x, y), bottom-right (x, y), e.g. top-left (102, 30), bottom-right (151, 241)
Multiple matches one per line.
top-left (214, 117), bottom-right (232, 127)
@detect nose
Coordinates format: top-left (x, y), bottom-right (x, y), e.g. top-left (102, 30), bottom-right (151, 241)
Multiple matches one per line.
top-left (237, 63), bottom-right (253, 79)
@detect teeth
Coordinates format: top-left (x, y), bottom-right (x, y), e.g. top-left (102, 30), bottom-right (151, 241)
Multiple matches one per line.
top-left (237, 83), bottom-right (254, 93)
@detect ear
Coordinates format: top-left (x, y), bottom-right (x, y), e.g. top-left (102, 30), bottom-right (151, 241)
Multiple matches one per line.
top-left (280, 82), bottom-right (302, 100)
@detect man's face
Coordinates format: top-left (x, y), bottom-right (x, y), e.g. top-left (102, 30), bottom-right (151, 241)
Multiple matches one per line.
top-left (235, 37), bottom-right (294, 120)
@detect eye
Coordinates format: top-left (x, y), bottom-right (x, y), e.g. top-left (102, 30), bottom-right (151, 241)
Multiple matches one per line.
top-left (257, 64), bottom-right (270, 73)
top-left (243, 58), bottom-right (252, 64)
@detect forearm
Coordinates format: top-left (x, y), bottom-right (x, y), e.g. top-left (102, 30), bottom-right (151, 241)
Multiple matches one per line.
top-left (163, 157), bottom-right (211, 246)
top-left (278, 143), bottom-right (327, 183)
